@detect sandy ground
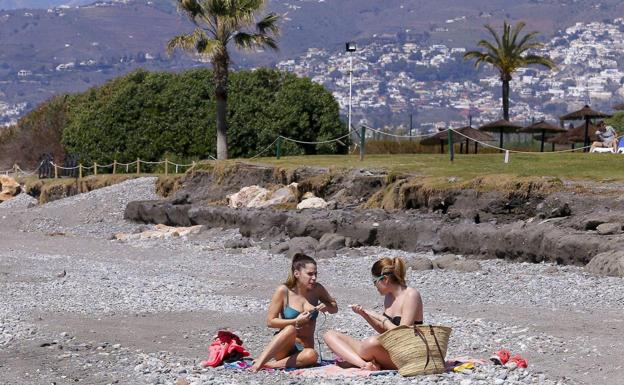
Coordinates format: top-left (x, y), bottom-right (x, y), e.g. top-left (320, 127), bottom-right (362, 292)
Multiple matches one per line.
top-left (1, 178), bottom-right (623, 385)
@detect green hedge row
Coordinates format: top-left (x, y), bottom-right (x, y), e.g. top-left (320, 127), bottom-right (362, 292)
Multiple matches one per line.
top-left (33, 67), bottom-right (346, 164)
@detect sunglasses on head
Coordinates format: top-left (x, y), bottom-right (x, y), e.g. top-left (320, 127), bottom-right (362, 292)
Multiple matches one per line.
top-left (372, 273), bottom-right (388, 285)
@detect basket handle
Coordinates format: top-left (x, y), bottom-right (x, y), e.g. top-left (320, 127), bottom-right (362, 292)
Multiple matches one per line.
top-left (413, 326), bottom-right (432, 370)
top-left (429, 325), bottom-right (446, 368)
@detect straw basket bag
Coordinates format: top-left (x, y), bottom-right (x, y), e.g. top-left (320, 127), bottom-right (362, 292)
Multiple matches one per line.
top-left (378, 325), bottom-right (452, 376)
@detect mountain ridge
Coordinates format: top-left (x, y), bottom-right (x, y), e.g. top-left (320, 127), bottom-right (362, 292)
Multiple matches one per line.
top-left (1, 0), bottom-right (624, 125)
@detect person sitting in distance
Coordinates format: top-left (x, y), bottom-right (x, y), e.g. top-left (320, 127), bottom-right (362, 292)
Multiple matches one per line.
top-left (323, 257), bottom-right (423, 371)
top-left (250, 253), bottom-right (338, 372)
top-left (590, 124), bottom-right (617, 152)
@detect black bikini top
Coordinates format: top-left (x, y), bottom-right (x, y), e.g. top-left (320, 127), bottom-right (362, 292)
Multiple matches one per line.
top-left (383, 312), bottom-right (424, 326)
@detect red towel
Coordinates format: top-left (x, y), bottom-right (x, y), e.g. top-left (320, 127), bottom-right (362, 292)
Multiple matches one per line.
top-left (201, 330), bottom-right (250, 368)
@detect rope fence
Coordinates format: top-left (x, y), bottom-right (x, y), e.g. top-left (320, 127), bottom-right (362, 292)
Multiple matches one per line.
top-left (3, 158), bottom-right (199, 180)
top-left (3, 126), bottom-right (621, 177)
top-left (364, 125), bottom-right (450, 139)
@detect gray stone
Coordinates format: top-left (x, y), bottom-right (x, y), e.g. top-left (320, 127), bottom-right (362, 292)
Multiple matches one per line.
top-left (433, 254), bottom-right (459, 270)
top-left (317, 233), bottom-right (346, 250)
top-left (286, 236), bottom-right (319, 258)
top-left (543, 266), bottom-right (559, 274)
top-left (585, 251), bottom-right (624, 277)
top-left (254, 185), bottom-right (297, 208)
top-left (224, 238), bottom-right (252, 249)
top-left (337, 248), bottom-right (363, 257)
top-left (406, 256), bottom-right (434, 271)
top-left (315, 249), bottom-right (337, 259)
top-left (447, 260), bottom-right (482, 272)
top-left (596, 222), bottom-right (622, 235)
top-left (270, 241), bottom-right (290, 254)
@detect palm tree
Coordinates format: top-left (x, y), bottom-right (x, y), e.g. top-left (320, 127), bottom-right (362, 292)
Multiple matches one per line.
top-left (464, 21), bottom-right (555, 121)
top-left (167, 0), bottom-right (280, 160)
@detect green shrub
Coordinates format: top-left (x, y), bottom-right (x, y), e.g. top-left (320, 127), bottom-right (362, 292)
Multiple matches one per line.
top-left (21, 68), bottom-right (346, 164)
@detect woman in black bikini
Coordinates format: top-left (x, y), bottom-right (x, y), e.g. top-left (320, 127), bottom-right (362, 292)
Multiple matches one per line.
top-left (250, 253), bottom-right (338, 372)
top-left (323, 257), bottom-right (423, 370)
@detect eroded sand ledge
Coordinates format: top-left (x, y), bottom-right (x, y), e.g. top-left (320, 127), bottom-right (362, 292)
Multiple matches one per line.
top-left (125, 163), bottom-right (624, 267)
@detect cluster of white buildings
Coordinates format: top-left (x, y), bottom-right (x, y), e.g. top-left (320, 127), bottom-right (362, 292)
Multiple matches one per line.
top-left (0, 101), bottom-right (27, 126)
top-left (277, 18), bottom-right (624, 130)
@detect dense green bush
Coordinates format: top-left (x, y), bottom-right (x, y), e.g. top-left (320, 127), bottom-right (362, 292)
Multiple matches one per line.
top-left (60, 68), bottom-right (346, 163)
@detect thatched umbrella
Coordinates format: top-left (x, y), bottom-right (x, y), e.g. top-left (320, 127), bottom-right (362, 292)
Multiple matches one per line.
top-left (478, 119), bottom-right (522, 152)
top-left (520, 121), bottom-right (566, 152)
top-left (420, 130), bottom-right (453, 154)
top-left (454, 126), bottom-right (494, 154)
top-left (547, 122), bottom-right (601, 149)
top-left (560, 105), bottom-right (611, 151)
top-left (421, 126), bottom-right (493, 154)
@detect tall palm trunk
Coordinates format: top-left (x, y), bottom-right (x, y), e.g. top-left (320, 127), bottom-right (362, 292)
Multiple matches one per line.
top-left (499, 73), bottom-right (512, 152)
top-left (214, 53), bottom-right (230, 160)
top-left (501, 73), bottom-right (511, 121)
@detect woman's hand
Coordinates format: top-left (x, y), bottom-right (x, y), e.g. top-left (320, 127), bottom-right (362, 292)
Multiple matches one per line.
top-left (316, 303), bottom-right (328, 313)
top-left (349, 304), bottom-right (366, 316)
top-left (295, 311), bottom-right (312, 326)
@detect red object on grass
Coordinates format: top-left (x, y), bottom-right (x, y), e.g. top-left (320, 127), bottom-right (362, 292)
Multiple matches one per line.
top-left (489, 349), bottom-right (511, 365)
top-left (201, 331), bottom-right (250, 368)
top-left (510, 354), bottom-right (528, 368)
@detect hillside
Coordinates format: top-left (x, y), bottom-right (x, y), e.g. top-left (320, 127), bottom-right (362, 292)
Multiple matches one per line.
top-left (1, 0), bottom-right (624, 125)
top-left (0, 0), bottom-right (91, 9)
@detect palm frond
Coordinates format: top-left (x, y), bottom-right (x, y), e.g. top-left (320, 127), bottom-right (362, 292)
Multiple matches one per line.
top-left (522, 55), bottom-right (557, 70)
top-left (509, 21), bottom-right (526, 48)
top-left (465, 21), bottom-right (554, 75)
top-left (197, 38), bottom-right (226, 60)
top-left (477, 40), bottom-right (500, 56)
top-left (483, 24), bottom-right (503, 50)
top-left (233, 32), bottom-right (278, 51)
top-left (204, 0), bottom-right (229, 16)
top-left (514, 32), bottom-right (543, 54)
top-left (463, 51), bottom-right (487, 68)
top-left (168, 0), bottom-right (279, 61)
top-left (176, 0), bottom-right (204, 21)
top-left (256, 12), bottom-right (280, 35)
top-left (166, 29), bottom-right (204, 56)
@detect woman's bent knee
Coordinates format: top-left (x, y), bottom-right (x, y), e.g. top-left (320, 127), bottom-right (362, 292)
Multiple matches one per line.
top-left (281, 325), bottom-right (297, 336)
top-left (362, 336), bottom-right (380, 348)
top-left (358, 336), bottom-right (381, 357)
top-left (299, 348), bottom-right (318, 366)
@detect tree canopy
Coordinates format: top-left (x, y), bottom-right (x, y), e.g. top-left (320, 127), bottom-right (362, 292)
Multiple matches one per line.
top-left (42, 68), bottom-right (346, 163)
top-left (167, 0), bottom-right (280, 160)
top-left (464, 21), bottom-right (555, 121)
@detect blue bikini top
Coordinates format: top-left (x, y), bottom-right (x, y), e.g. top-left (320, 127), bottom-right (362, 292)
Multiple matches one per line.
top-left (282, 287), bottom-right (318, 321)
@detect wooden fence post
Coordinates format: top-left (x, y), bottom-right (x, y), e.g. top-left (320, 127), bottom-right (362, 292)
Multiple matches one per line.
top-left (164, 159), bottom-right (168, 176)
top-left (359, 126), bottom-right (366, 161)
top-left (79, 164), bottom-right (83, 179)
top-left (136, 159), bottom-right (140, 175)
top-left (54, 164), bottom-right (58, 178)
top-left (191, 161), bottom-right (196, 177)
top-left (94, 162), bottom-right (98, 176)
top-left (113, 160), bottom-right (117, 174)
top-left (448, 129), bottom-right (454, 162)
top-left (276, 137), bottom-right (282, 159)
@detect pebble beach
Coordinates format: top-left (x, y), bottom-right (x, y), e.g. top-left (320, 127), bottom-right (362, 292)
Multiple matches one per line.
top-left (1, 178), bottom-right (622, 385)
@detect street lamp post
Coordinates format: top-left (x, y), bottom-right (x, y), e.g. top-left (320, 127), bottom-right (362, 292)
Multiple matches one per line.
top-left (346, 42), bottom-right (357, 133)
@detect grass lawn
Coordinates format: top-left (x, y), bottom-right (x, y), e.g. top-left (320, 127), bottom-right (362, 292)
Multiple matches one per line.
top-left (243, 153), bottom-right (624, 181)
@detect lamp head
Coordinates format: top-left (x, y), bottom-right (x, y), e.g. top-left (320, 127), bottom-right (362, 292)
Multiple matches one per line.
top-left (346, 42), bottom-right (357, 52)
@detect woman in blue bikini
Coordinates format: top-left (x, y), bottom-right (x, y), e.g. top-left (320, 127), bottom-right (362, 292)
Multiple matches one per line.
top-left (250, 253), bottom-right (338, 372)
top-left (323, 257), bottom-right (423, 371)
